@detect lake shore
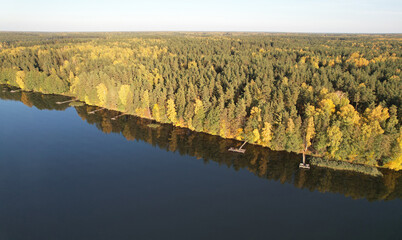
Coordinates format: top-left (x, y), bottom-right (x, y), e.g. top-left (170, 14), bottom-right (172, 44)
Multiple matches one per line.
top-left (2, 83), bottom-right (399, 174)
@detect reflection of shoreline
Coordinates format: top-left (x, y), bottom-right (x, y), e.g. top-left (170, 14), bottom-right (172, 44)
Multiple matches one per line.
top-left (1, 85), bottom-right (401, 202)
top-left (2, 83), bottom-right (396, 172)
top-left (2, 83), bottom-right (322, 160)
top-left (0, 85), bottom-right (72, 111)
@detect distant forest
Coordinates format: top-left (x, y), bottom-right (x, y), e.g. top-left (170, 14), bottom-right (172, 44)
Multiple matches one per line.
top-left (0, 32), bottom-right (401, 170)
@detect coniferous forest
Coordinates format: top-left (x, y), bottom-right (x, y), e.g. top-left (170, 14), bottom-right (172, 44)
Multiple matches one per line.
top-left (0, 32), bottom-right (401, 170)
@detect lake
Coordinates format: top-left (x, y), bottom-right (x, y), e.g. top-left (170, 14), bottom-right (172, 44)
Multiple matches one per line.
top-left (0, 85), bottom-right (401, 240)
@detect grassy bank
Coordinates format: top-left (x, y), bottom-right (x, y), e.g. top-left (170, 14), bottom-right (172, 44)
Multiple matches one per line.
top-left (310, 157), bottom-right (383, 177)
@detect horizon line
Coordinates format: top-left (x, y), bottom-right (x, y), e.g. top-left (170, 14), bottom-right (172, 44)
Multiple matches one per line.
top-left (0, 30), bottom-right (402, 35)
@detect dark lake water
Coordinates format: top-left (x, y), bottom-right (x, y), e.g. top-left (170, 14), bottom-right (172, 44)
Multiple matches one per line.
top-left (0, 86), bottom-right (401, 240)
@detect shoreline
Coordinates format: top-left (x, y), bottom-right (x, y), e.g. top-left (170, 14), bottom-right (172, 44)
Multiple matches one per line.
top-left (2, 83), bottom-right (398, 174)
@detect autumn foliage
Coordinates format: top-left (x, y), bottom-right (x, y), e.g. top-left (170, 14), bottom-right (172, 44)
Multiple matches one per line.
top-left (0, 32), bottom-right (401, 169)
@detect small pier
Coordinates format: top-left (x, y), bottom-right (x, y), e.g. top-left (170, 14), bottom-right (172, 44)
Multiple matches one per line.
top-left (299, 151), bottom-right (310, 169)
top-left (111, 113), bottom-right (128, 120)
top-left (89, 107), bottom-right (105, 114)
top-left (56, 99), bottom-right (76, 105)
top-left (299, 163), bottom-right (310, 169)
top-left (228, 141), bottom-right (247, 153)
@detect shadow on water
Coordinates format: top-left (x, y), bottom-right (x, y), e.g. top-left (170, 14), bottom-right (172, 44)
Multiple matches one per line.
top-left (1, 85), bottom-right (401, 202)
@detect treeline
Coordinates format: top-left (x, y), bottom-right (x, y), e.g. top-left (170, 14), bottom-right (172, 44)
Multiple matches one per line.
top-left (0, 32), bottom-right (401, 169)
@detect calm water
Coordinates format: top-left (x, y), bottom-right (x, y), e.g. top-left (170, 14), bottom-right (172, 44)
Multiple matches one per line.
top-left (0, 86), bottom-right (401, 240)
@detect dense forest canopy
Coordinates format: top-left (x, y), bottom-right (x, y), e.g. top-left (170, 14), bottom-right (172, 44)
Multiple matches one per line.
top-left (0, 32), bottom-right (401, 169)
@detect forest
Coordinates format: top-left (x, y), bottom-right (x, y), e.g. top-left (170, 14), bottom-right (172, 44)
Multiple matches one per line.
top-left (0, 32), bottom-right (401, 170)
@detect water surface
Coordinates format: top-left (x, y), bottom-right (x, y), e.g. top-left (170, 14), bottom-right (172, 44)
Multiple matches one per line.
top-left (0, 87), bottom-right (401, 240)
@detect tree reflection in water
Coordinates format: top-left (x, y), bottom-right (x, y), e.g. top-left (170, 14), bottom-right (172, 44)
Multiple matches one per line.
top-left (1, 85), bottom-right (401, 202)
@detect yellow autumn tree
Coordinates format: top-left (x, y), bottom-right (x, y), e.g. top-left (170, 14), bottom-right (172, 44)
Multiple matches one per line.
top-left (118, 84), bottom-right (131, 108)
top-left (327, 125), bottom-right (342, 158)
top-left (96, 83), bottom-right (108, 106)
top-left (235, 128), bottom-right (244, 141)
top-left (16, 71), bottom-right (25, 89)
top-left (347, 52), bottom-right (370, 67)
top-left (361, 105), bottom-right (390, 139)
top-left (219, 119), bottom-right (229, 138)
top-left (385, 130), bottom-right (402, 171)
top-left (319, 98), bottom-right (336, 114)
top-left (365, 105), bottom-right (389, 123)
top-left (250, 106), bottom-right (262, 122)
top-left (355, 58), bottom-right (370, 67)
top-left (194, 98), bottom-right (203, 115)
top-left (252, 129), bottom-right (260, 143)
top-left (152, 104), bottom-right (161, 122)
top-left (152, 68), bottom-right (163, 85)
top-left (305, 104), bottom-right (315, 117)
top-left (261, 122), bottom-right (273, 146)
top-left (141, 90), bottom-right (150, 117)
top-left (188, 60), bottom-right (197, 69)
top-left (85, 95), bottom-right (92, 105)
top-left (338, 104), bottom-right (360, 125)
top-left (305, 117), bottom-right (315, 151)
top-left (70, 76), bottom-right (80, 94)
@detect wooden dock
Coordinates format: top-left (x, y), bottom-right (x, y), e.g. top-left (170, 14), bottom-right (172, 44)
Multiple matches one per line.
top-left (299, 163), bottom-right (310, 169)
top-left (56, 99), bottom-right (76, 105)
top-left (89, 107), bottom-right (105, 114)
top-left (111, 113), bottom-right (128, 120)
top-left (228, 141), bottom-right (247, 153)
top-left (299, 151), bottom-right (310, 169)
